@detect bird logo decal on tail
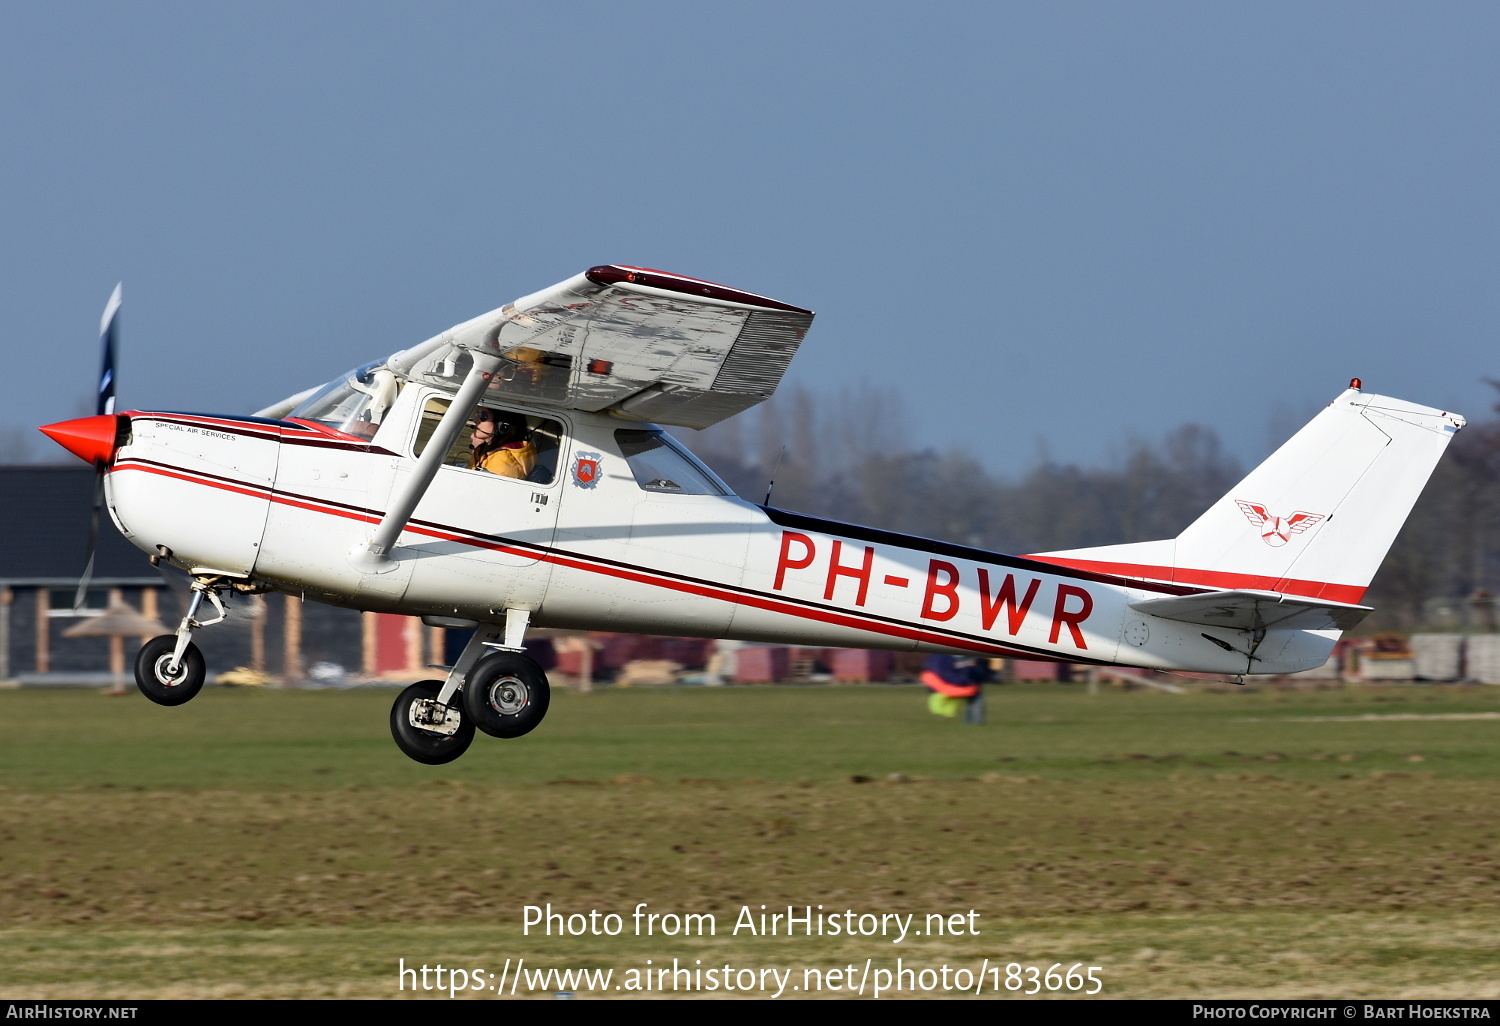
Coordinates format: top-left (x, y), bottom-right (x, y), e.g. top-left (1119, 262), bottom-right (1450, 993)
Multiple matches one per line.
top-left (1235, 500), bottom-right (1326, 547)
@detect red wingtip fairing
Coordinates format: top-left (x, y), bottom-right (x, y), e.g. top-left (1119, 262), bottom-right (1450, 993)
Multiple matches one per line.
top-left (38, 415), bottom-right (125, 466)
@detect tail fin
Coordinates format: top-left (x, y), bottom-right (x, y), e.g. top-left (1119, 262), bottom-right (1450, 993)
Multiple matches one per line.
top-left (1032, 386), bottom-right (1465, 604)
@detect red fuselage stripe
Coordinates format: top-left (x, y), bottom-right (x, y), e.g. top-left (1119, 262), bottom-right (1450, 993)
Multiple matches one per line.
top-left (110, 458), bottom-right (1085, 661)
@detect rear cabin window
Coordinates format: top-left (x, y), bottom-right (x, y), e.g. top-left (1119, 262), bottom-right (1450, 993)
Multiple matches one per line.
top-left (415, 398), bottom-right (563, 485)
top-left (614, 429), bottom-right (730, 496)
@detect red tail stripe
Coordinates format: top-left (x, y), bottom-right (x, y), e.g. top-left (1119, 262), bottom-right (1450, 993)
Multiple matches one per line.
top-left (1025, 556), bottom-right (1366, 605)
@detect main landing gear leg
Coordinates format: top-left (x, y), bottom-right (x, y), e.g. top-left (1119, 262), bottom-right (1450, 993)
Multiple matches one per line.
top-left (388, 610), bottom-right (552, 764)
top-left (134, 574), bottom-right (230, 706)
top-left (435, 622), bottom-right (504, 708)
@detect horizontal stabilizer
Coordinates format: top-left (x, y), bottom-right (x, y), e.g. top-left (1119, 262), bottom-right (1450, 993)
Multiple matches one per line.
top-left (1130, 590), bottom-right (1373, 632)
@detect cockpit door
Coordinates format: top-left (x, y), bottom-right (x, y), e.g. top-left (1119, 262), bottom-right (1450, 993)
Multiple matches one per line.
top-left (394, 394), bottom-right (563, 567)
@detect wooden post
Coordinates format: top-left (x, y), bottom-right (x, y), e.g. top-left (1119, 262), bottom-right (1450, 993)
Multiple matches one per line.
top-left (107, 587), bottom-right (125, 692)
top-left (429, 625), bottom-right (446, 669)
top-left (578, 639), bottom-right (594, 695)
top-left (284, 594), bottom-right (302, 680)
top-left (108, 635), bottom-right (125, 691)
top-left (555, 634), bottom-right (594, 694)
top-left (405, 616), bottom-right (423, 674)
top-left (35, 588), bottom-right (49, 674)
top-left (140, 587), bottom-right (159, 643)
top-left (0, 586), bottom-right (11, 681)
top-left (362, 611), bottom-right (378, 677)
top-left (249, 594), bottom-right (266, 673)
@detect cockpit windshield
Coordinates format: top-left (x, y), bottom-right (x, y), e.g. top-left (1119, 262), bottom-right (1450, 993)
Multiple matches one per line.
top-left (288, 362), bottom-right (403, 440)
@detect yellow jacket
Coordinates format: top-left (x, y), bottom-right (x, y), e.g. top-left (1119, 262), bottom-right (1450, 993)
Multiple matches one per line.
top-left (470, 442), bottom-right (537, 479)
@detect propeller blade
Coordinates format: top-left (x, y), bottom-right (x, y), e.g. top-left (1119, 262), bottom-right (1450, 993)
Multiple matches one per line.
top-left (97, 283), bottom-right (121, 416)
top-left (74, 462), bottom-right (105, 610)
top-left (75, 284), bottom-right (121, 608)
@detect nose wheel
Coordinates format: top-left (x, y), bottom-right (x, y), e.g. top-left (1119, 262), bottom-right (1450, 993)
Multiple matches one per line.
top-left (133, 572), bottom-right (235, 706)
top-left (134, 635), bottom-right (206, 706)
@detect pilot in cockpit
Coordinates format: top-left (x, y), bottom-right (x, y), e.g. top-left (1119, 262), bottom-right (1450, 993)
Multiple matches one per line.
top-left (468, 408), bottom-right (537, 479)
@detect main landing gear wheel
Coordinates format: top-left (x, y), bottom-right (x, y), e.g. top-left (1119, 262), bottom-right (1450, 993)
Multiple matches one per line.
top-left (390, 680), bottom-right (475, 765)
top-left (134, 635), bottom-right (206, 706)
top-left (463, 652), bottom-right (551, 739)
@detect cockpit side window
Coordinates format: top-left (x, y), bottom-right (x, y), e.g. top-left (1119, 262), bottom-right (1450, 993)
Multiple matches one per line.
top-left (415, 397), bottom-right (563, 485)
top-left (288, 362), bottom-right (403, 440)
top-left (614, 429), bottom-right (730, 495)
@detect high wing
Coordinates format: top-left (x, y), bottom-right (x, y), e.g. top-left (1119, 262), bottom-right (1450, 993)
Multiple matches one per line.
top-left (1129, 589), bottom-right (1373, 632)
top-left (385, 265), bottom-right (814, 429)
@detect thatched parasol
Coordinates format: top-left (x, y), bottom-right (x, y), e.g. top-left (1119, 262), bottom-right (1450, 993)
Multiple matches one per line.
top-left (63, 603), bottom-right (169, 639)
top-left (64, 601), bottom-right (169, 693)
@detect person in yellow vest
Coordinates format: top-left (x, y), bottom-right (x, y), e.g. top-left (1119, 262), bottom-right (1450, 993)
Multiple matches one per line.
top-left (921, 654), bottom-right (989, 723)
top-left (468, 409), bottom-right (537, 479)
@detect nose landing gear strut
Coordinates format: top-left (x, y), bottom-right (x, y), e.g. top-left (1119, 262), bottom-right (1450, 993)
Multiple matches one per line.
top-left (133, 572), bottom-right (235, 706)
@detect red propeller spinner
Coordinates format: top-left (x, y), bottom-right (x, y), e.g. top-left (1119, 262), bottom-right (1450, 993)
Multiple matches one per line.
top-left (39, 414), bottom-right (125, 466)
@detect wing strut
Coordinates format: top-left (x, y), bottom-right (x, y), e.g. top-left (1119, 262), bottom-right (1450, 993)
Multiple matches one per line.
top-left (349, 353), bottom-right (501, 574)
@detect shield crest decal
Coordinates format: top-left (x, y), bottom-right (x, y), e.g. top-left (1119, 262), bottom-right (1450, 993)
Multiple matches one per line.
top-left (572, 451), bottom-right (602, 489)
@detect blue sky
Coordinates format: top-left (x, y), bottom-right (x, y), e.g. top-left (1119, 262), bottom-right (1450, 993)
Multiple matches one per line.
top-left (3, 3), bottom-right (1497, 473)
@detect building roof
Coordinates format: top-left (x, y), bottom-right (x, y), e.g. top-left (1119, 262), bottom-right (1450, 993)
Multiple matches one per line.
top-left (0, 466), bottom-right (157, 582)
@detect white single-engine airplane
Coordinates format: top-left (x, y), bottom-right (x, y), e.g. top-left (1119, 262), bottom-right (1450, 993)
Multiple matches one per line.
top-left (39, 266), bottom-right (1465, 763)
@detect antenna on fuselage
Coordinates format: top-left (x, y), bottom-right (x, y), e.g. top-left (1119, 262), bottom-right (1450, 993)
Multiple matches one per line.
top-left (762, 445), bottom-right (786, 507)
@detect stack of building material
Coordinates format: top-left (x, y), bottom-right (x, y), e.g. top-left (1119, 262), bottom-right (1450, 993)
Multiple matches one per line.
top-left (1006, 659), bottom-right (1066, 681)
top-left (1359, 653), bottom-right (1414, 680)
top-left (734, 646), bottom-right (789, 683)
top-left (1465, 635), bottom-right (1500, 684)
top-left (831, 649), bottom-right (893, 682)
top-left (1350, 633), bottom-right (1414, 681)
top-left (1290, 656), bottom-right (1342, 679)
top-left (1410, 634), bottom-right (1464, 682)
top-left (614, 660), bottom-right (682, 686)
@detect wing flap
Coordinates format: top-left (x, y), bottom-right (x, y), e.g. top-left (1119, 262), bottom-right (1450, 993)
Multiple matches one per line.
top-left (1130, 589), bottom-right (1372, 632)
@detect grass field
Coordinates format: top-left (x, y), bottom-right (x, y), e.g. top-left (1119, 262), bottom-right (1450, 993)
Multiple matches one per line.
top-left (1, 681), bottom-right (1498, 999)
